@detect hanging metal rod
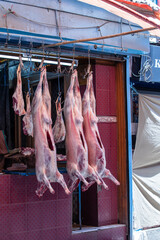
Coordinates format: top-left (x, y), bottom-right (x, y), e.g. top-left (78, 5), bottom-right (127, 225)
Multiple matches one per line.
top-left (41, 26), bottom-right (157, 49)
top-left (0, 49), bottom-right (78, 64)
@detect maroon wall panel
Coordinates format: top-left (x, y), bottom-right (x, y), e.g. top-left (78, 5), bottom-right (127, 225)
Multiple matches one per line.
top-left (95, 64), bottom-right (119, 226)
top-left (95, 64), bottom-right (117, 116)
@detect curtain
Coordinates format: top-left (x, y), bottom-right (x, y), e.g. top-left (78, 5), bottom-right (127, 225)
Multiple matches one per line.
top-left (133, 94), bottom-right (160, 231)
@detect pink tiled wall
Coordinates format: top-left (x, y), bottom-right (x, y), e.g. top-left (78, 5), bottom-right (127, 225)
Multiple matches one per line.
top-left (0, 174), bottom-right (72, 240)
top-left (95, 64), bottom-right (117, 116)
top-left (0, 175), bottom-right (125, 240)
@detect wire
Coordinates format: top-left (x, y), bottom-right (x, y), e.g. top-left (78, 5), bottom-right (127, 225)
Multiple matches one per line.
top-left (0, 3), bottom-right (108, 31)
top-left (132, 55), bottom-right (153, 83)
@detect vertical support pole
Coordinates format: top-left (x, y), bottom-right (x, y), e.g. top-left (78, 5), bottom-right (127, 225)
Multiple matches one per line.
top-left (78, 182), bottom-right (82, 230)
top-left (126, 56), bottom-right (133, 240)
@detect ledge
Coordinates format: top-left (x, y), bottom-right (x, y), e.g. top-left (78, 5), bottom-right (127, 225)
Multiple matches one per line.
top-left (72, 224), bottom-right (126, 234)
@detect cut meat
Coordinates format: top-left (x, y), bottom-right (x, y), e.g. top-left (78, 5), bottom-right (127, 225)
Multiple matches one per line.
top-left (64, 70), bottom-right (101, 192)
top-left (12, 64), bottom-right (26, 116)
top-left (31, 67), bottom-right (70, 197)
top-left (82, 72), bottom-right (120, 191)
top-left (52, 96), bottom-right (66, 143)
top-left (56, 154), bottom-right (67, 161)
top-left (21, 147), bottom-right (66, 162)
top-left (22, 92), bottom-right (33, 137)
top-left (21, 147), bottom-right (35, 156)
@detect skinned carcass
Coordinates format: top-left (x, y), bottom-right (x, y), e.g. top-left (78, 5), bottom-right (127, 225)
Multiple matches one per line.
top-left (64, 70), bottom-right (101, 192)
top-left (12, 63), bottom-right (26, 116)
top-left (82, 71), bottom-right (120, 191)
top-left (42, 67), bottom-right (51, 119)
top-left (52, 96), bottom-right (66, 143)
top-left (22, 92), bottom-right (33, 137)
top-left (32, 67), bottom-right (70, 197)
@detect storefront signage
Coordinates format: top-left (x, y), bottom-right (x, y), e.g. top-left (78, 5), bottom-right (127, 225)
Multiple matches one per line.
top-left (151, 45), bottom-right (160, 82)
top-left (98, 116), bottom-right (117, 123)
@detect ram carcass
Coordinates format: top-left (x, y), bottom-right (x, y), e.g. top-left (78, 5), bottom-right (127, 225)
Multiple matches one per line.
top-left (12, 63), bottom-right (26, 116)
top-left (82, 72), bottom-right (120, 191)
top-left (52, 96), bottom-right (66, 143)
top-left (32, 67), bottom-right (70, 197)
top-left (22, 92), bottom-right (33, 137)
top-left (64, 70), bottom-right (101, 192)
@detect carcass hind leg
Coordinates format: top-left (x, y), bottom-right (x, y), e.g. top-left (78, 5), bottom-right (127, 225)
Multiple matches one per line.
top-left (36, 182), bottom-right (48, 197)
top-left (75, 170), bottom-right (88, 186)
top-left (43, 174), bottom-right (55, 194)
top-left (35, 175), bottom-right (55, 197)
top-left (87, 165), bottom-right (101, 185)
top-left (103, 169), bottom-right (120, 185)
top-left (68, 178), bottom-right (80, 192)
top-left (95, 172), bottom-right (109, 190)
top-left (56, 171), bottom-right (70, 195)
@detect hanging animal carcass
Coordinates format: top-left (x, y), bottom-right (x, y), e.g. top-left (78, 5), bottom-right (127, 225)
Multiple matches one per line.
top-left (82, 71), bottom-right (120, 191)
top-left (31, 67), bottom-right (70, 197)
top-left (64, 70), bottom-right (101, 192)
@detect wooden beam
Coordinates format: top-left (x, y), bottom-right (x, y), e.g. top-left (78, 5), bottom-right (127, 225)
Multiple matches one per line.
top-left (116, 62), bottom-right (128, 229)
top-left (41, 26), bottom-right (156, 48)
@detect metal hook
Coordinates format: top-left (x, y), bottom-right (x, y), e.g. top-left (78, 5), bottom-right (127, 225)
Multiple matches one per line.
top-left (27, 46), bottom-right (32, 97)
top-left (88, 47), bottom-right (90, 66)
top-left (57, 46), bottom-right (61, 74)
top-left (69, 45), bottom-right (76, 73)
top-left (73, 45), bottom-right (75, 61)
top-left (18, 36), bottom-right (21, 53)
top-left (42, 41), bottom-right (45, 58)
top-left (38, 58), bottom-right (44, 71)
top-left (58, 91), bottom-right (61, 102)
top-left (83, 47), bottom-right (91, 79)
top-left (19, 55), bottom-right (24, 69)
top-left (29, 41), bottom-right (33, 51)
top-left (56, 47), bottom-right (61, 96)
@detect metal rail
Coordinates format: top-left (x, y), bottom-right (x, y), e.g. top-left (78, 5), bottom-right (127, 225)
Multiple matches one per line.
top-left (42, 27), bottom-right (156, 48)
top-left (125, 56), bottom-right (133, 240)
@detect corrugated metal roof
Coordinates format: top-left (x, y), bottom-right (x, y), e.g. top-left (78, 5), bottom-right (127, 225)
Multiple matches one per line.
top-left (78, 0), bottom-right (160, 37)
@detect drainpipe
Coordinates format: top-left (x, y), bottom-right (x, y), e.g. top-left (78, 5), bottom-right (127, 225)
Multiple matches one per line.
top-left (125, 56), bottom-right (133, 240)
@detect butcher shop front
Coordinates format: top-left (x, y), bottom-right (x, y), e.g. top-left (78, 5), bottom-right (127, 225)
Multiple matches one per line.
top-left (0, 1), bottom-right (159, 240)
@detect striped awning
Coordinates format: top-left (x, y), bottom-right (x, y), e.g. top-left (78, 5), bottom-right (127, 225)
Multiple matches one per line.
top-left (78, 0), bottom-right (160, 37)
